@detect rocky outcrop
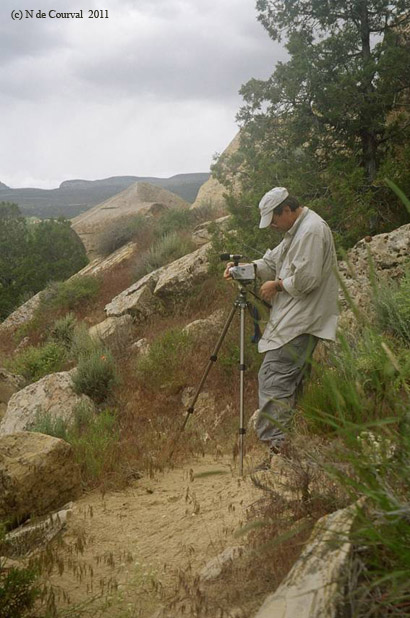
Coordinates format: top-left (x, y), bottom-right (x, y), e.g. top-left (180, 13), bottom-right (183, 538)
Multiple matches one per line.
top-left (105, 243), bottom-right (210, 319)
top-left (190, 133), bottom-right (241, 212)
top-left (254, 501), bottom-right (361, 618)
top-left (2, 503), bottom-right (73, 557)
top-left (0, 242), bottom-right (137, 336)
top-left (338, 223), bottom-right (410, 331)
top-left (0, 432), bottom-right (81, 525)
top-left (0, 369), bottom-right (25, 422)
top-left (0, 291), bottom-right (43, 334)
top-left (72, 182), bottom-right (189, 258)
top-left (89, 314), bottom-right (134, 351)
top-left (182, 309), bottom-right (225, 339)
top-left (191, 215), bottom-right (231, 247)
top-left (0, 372), bottom-right (94, 435)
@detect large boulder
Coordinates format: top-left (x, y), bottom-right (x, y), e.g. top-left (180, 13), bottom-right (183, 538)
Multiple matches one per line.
top-left (72, 182), bottom-right (189, 258)
top-left (190, 133), bottom-right (241, 212)
top-left (254, 501), bottom-right (361, 618)
top-left (105, 243), bottom-right (211, 319)
top-left (0, 432), bottom-right (81, 526)
top-left (338, 223), bottom-right (410, 331)
top-left (0, 371), bottom-right (94, 436)
top-left (89, 314), bottom-right (134, 351)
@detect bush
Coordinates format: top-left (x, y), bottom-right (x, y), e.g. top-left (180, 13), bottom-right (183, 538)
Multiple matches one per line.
top-left (69, 408), bottom-right (119, 481)
top-left (72, 349), bottom-right (118, 403)
top-left (8, 341), bottom-right (67, 383)
top-left (31, 409), bottom-right (69, 440)
top-left (49, 313), bottom-right (77, 349)
top-left (96, 214), bottom-right (152, 256)
top-left (136, 328), bottom-right (192, 393)
top-left (373, 266), bottom-right (410, 345)
top-left (301, 331), bottom-right (407, 430)
top-left (0, 565), bottom-right (39, 618)
top-left (0, 525), bottom-right (39, 618)
top-left (42, 276), bottom-right (100, 311)
top-left (133, 232), bottom-right (196, 281)
top-left (31, 403), bottom-right (118, 485)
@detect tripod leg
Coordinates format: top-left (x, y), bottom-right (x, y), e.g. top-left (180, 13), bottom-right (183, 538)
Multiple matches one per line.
top-left (239, 303), bottom-right (246, 476)
top-left (168, 304), bottom-right (237, 462)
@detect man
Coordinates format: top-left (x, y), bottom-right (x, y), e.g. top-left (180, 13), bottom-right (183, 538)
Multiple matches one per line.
top-left (224, 187), bottom-right (339, 462)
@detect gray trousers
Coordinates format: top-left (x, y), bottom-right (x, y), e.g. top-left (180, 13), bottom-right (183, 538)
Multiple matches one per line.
top-left (256, 334), bottom-right (318, 449)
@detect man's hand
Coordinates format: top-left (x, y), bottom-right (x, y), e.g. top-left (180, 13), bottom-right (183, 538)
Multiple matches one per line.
top-left (260, 280), bottom-right (282, 302)
top-left (223, 261), bottom-right (235, 279)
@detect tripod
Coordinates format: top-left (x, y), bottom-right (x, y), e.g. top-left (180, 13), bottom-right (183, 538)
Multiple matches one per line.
top-left (175, 284), bottom-right (252, 476)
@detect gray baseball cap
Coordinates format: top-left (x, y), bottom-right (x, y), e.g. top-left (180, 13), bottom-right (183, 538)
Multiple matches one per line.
top-left (258, 187), bottom-right (289, 228)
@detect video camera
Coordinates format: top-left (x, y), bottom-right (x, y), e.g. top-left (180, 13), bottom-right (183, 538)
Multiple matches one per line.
top-left (220, 253), bottom-right (256, 284)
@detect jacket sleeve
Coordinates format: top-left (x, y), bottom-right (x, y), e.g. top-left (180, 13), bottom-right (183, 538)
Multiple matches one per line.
top-left (253, 245), bottom-right (281, 282)
top-left (281, 231), bottom-right (326, 297)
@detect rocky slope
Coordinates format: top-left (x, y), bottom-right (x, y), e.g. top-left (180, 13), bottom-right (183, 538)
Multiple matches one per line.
top-left (71, 181), bottom-right (189, 258)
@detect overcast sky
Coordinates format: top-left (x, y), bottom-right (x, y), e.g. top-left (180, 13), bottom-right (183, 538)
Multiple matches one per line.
top-left (0, 0), bottom-right (284, 188)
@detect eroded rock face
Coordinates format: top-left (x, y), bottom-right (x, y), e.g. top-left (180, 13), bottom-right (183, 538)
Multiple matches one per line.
top-left (0, 432), bottom-right (81, 525)
top-left (105, 243), bottom-right (211, 320)
top-left (254, 501), bottom-right (361, 618)
top-left (0, 372), bottom-right (94, 435)
top-left (89, 314), bottom-right (134, 351)
top-left (0, 369), bottom-right (26, 423)
top-left (338, 224), bottom-right (410, 331)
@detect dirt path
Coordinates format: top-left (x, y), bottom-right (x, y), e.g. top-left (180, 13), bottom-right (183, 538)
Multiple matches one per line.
top-left (46, 453), bottom-right (263, 617)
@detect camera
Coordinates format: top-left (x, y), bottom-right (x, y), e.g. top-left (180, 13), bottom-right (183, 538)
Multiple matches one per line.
top-left (229, 263), bottom-right (256, 283)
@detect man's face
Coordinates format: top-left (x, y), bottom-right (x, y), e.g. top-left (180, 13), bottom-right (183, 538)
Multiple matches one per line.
top-left (270, 205), bottom-right (296, 232)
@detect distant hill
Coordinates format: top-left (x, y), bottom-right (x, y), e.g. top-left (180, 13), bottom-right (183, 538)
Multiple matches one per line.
top-left (0, 173), bottom-right (210, 219)
top-left (72, 181), bottom-right (190, 257)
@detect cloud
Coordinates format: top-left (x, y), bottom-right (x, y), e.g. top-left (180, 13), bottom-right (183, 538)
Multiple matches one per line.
top-left (0, 0), bottom-right (284, 188)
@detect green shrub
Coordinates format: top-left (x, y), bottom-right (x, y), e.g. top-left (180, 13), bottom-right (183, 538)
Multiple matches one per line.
top-left (49, 313), bottom-right (77, 349)
top-left (43, 276), bottom-right (100, 310)
top-left (8, 341), bottom-right (67, 383)
top-left (373, 266), bottom-right (410, 345)
top-left (70, 323), bottom-right (101, 359)
top-left (31, 409), bottom-right (69, 440)
top-left (30, 403), bottom-right (118, 484)
top-left (96, 214), bottom-right (152, 256)
top-left (133, 232), bottom-right (196, 281)
top-left (68, 408), bottom-right (119, 481)
top-left (301, 331), bottom-right (406, 430)
top-left (0, 526), bottom-right (39, 618)
top-left (154, 207), bottom-right (193, 237)
top-left (136, 328), bottom-right (192, 393)
top-left (72, 349), bottom-right (118, 403)
top-left (0, 565), bottom-right (39, 618)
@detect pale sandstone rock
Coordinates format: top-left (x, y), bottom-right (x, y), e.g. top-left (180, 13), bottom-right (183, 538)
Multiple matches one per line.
top-left (2, 503), bottom-right (73, 556)
top-left (338, 224), bottom-right (410, 331)
top-left (254, 502), bottom-right (361, 618)
top-left (0, 372), bottom-right (94, 435)
top-left (0, 291), bottom-right (43, 333)
top-left (154, 243), bottom-right (210, 299)
top-left (182, 309), bottom-right (225, 338)
top-left (0, 369), bottom-right (25, 406)
top-left (89, 314), bottom-right (134, 351)
top-left (72, 182), bottom-right (189, 258)
top-left (199, 546), bottom-right (245, 582)
top-left (105, 243), bottom-right (211, 320)
top-left (130, 338), bottom-right (150, 356)
top-left (190, 133), bottom-right (241, 212)
top-left (105, 271), bottom-right (161, 318)
top-left (191, 215), bottom-right (231, 246)
top-left (0, 432), bottom-right (81, 525)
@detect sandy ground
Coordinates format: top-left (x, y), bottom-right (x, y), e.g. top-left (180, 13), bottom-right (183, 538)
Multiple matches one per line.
top-left (45, 453), bottom-right (264, 617)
